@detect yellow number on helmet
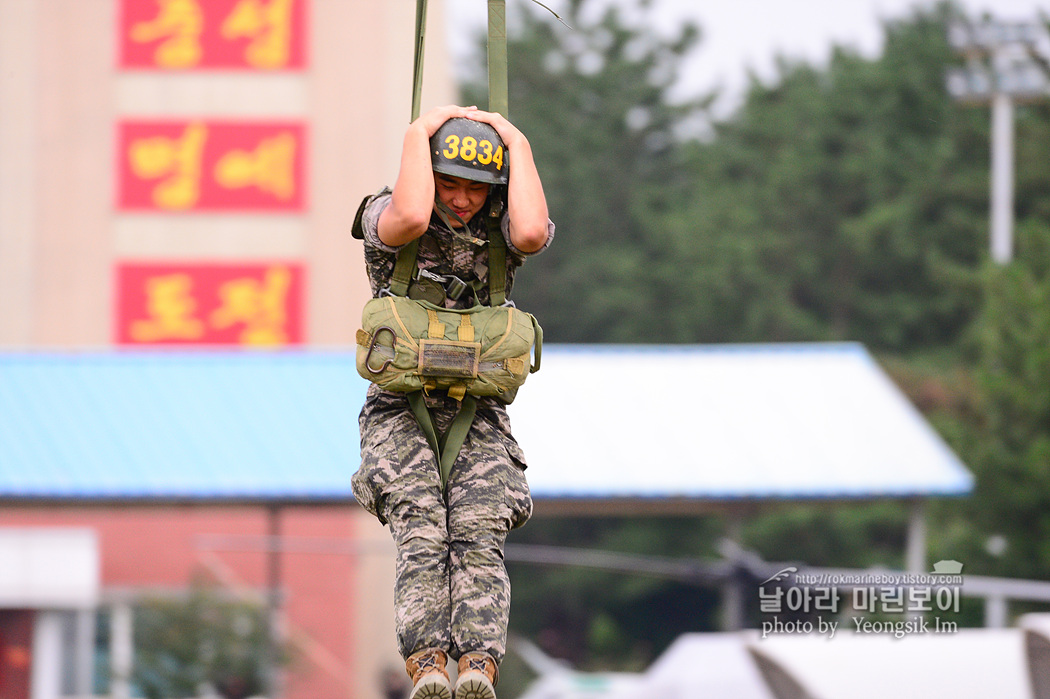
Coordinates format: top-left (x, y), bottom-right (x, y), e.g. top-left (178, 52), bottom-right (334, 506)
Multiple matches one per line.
top-left (492, 146), bottom-right (504, 171)
top-left (477, 139), bottom-right (493, 165)
top-left (460, 136), bottom-right (477, 162)
top-left (442, 135), bottom-right (460, 160)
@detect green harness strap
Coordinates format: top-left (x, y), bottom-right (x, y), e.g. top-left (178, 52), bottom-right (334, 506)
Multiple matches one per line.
top-left (395, 198), bottom-right (507, 305)
top-left (413, 0), bottom-right (508, 119)
top-left (487, 204), bottom-right (508, 307)
top-left (411, 0), bottom-right (428, 121)
top-left (408, 392), bottom-right (477, 490)
top-left (414, 0), bottom-right (566, 120)
top-left (487, 0), bottom-right (508, 117)
top-left (403, 0), bottom-right (515, 488)
top-left (389, 198), bottom-right (508, 489)
top-left (390, 200), bottom-right (504, 302)
top-left (389, 238), bottom-right (420, 297)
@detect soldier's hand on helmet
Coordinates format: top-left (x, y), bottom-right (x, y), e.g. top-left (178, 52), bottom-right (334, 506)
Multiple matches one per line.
top-left (463, 110), bottom-right (528, 150)
top-left (415, 105), bottom-right (479, 137)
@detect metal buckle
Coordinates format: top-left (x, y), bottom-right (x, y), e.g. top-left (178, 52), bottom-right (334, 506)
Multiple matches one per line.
top-left (418, 269), bottom-right (447, 284)
top-left (418, 269), bottom-right (470, 301)
top-left (364, 326), bottom-right (397, 374)
top-left (445, 275), bottom-right (469, 301)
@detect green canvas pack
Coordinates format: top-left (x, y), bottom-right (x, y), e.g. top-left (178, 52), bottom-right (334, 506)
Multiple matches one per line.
top-left (353, 192), bottom-right (542, 404)
top-left (356, 295), bottom-right (541, 402)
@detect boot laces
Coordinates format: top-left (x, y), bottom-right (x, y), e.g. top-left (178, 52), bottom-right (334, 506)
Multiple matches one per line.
top-left (465, 656), bottom-right (489, 674)
top-left (416, 654), bottom-right (442, 673)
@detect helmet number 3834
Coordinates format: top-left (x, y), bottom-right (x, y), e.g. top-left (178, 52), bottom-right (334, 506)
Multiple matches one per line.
top-left (441, 135), bottom-right (504, 170)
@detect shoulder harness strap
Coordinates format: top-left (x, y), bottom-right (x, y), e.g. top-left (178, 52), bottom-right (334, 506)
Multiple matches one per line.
top-left (387, 196), bottom-right (508, 305)
top-left (486, 198), bottom-right (508, 307)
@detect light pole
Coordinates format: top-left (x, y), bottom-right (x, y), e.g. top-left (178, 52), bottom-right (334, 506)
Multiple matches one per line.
top-left (946, 17), bottom-right (1050, 264)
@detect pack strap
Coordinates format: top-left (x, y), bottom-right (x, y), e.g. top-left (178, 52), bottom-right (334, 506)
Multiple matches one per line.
top-left (486, 205), bottom-right (508, 306)
top-left (389, 237), bottom-right (420, 297)
top-left (407, 392), bottom-right (477, 490)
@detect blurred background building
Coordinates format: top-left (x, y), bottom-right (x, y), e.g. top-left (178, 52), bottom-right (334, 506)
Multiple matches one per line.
top-left (0, 2), bottom-right (458, 699)
top-left (0, 0), bottom-right (458, 347)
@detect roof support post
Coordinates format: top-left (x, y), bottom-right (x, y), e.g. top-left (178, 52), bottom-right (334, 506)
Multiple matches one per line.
top-left (720, 516), bottom-right (745, 631)
top-left (110, 601), bottom-right (133, 699)
top-left (74, 609), bottom-right (96, 697)
top-left (905, 499), bottom-right (927, 574)
top-left (31, 612), bottom-right (63, 699)
top-left (985, 594), bottom-right (1008, 628)
top-left (265, 505), bottom-right (285, 699)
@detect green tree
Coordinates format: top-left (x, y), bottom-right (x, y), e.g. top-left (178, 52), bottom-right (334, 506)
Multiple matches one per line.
top-left (963, 222), bottom-right (1050, 580)
top-left (660, 3), bottom-right (991, 349)
top-left (464, 1), bottom-right (1000, 351)
top-left (133, 582), bottom-right (281, 699)
top-left (464, 0), bottom-right (713, 342)
top-left (507, 516), bottom-right (723, 669)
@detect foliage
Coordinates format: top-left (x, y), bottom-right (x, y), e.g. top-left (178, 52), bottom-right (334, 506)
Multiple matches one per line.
top-left (465, 2), bottom-right (1004, 350)
top-left (742, 501), bottom-right (910, 569)
top-left (464, 0), bottom-right (713, 342)
top-left (655, 4), bottom-right (994, 348)
top-left (507, 516), bottom-right (723, 668)
top-left (964, 221), bottom-right (1050, 579)
top-left (132, 582), bottom-right (280, 699)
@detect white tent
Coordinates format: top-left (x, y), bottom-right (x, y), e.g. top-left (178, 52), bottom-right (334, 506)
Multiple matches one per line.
top-left (518, 625), bottom-right (1048, 699)
top-left (1021, 614), bottom-right (1050, 699)
top-left (516, 633), bottom-right (774, 699)
top-left (634, 633), bottom-right (774, 699)
top-left (747, 629), bottom-right (1030, 699)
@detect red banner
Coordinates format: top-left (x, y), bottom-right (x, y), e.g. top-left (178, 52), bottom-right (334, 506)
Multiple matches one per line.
top-left (118, 0), bottom-right (307, 70)
top-left (117, 120), bottom-right (306, 211)
top-left (116, 262), bottom-right (305, 346)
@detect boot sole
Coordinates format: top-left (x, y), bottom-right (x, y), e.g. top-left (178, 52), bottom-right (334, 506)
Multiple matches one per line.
top-left (410, 678), bottom-right (452, 699)
top-left (454, 675), bottom-right (496, 699)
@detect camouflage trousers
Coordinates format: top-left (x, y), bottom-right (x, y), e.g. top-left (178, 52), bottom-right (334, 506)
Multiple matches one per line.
top-left (352, 392), bottom-right (533, 663)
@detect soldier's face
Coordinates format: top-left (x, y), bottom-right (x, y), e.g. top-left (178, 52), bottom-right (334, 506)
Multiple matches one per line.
top-left (434, 173), bottom-right (490, 227)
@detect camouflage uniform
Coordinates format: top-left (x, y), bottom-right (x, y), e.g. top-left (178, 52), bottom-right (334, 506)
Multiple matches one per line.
top-left (351, 191), bottom-right (554, 663)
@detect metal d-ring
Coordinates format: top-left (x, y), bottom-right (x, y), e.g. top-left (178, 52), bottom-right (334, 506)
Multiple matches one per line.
top-left (365, 326), bottom-right (397, 374)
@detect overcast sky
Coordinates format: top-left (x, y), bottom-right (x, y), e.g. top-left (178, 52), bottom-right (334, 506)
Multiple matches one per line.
top-left (444, 0), bottom-right (1049, 113)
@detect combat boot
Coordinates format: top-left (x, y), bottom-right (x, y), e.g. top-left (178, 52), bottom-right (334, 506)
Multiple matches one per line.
top-left (406, 648), bottom-right (452, 699)
top-left (454, 652), bottom-right (498, 699)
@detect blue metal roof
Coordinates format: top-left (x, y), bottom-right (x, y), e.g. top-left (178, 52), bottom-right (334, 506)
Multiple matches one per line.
top-left (0, 344), bottom-right (973, 504)
top-left (0, 351), bottom-right (367, 502)
top-left (509, 343), bottom-right (974, 502)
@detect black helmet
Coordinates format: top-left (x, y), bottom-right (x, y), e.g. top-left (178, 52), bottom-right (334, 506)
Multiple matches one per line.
top-left (430, 118), bottom-right (509, 185)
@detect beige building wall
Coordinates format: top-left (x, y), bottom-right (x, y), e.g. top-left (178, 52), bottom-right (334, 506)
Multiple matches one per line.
top-left (0, 1), bottom-right (460, 698)
top-left (0, 0), bottom-right (459, 347)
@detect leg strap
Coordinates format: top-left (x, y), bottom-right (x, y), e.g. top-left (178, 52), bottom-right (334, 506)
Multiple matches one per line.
top-left (407, 392), bottom-right (478, 490)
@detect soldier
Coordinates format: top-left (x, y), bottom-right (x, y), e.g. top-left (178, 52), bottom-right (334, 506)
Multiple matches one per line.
top-left (351, 104), bottom-right (554, 699)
